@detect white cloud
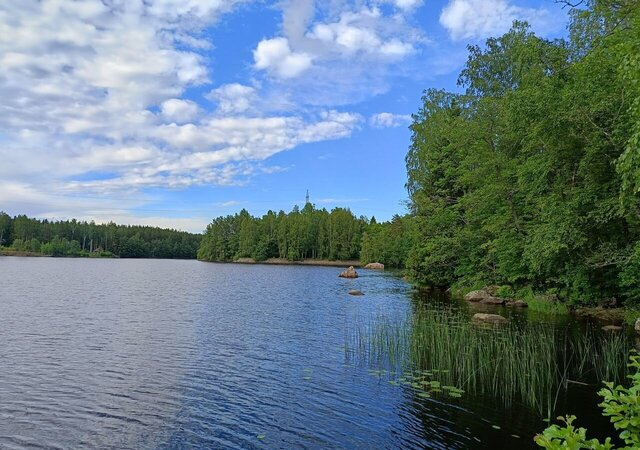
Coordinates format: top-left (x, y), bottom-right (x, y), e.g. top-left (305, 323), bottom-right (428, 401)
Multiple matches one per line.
top-left (253, 37), bottom-right (313, 79)
top-left (207, 83), bottom-right (257, 115)
top-left (0, 1), bottom-right (369, 225)
top-left (390, 0), bottom-right (424, 11)
top-left (440, 0), bottom-right (553, 40)
top-left (370, 112), bottom-right (412, 128)
top-left (161, 99), bottom-right (200, 123)
top-left (217, 200), bottom-right (242, 207)
top-left (252, 3), bottom-right (424, 81)
top-left (305, 7), bottom-right (416, 59)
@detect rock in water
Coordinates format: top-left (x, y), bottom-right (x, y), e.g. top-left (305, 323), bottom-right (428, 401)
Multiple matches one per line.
top-left (339, 266), bottom-right (358, 278)
top-left (479, 297), bottom-right (506, 305)
top-left (464, 290), bottom-right (492, 302)
top-left (364, 262), bottom-right (385, 270)
top-left (506, 300), bottom-right (528, 308)
top-left (348, 290), bottom-right (364, 296)
top-left (472, 313), bottom-right (508, 325)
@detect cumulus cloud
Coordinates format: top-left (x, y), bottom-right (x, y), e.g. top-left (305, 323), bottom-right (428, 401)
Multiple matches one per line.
top-left (391, 0), bottom-right (424, 11)
top-left (440, 0), bottom-right (553, 40)
top-left (207, 83), bottom-right (258, 115)
top-left (161, 99), bottom-right (200, 123)
top-left (252, 3), bottom-right (424, 80)
top-left (307, 8), bottom-right (415, 58)
top-left (253, 37), bottom-right (313, 79)
top-left (0, 0), bottom-right (371, 228)
top-left (370, 112), bottom-right (412, 128)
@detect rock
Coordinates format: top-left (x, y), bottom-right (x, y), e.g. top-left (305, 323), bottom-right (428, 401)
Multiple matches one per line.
top-left (479, 297), bottom-right (506, 305)
top-left (364, 262), bottom-right (385, 270)
top-left (348, 290), bottom-right (364, 296)
top-left (506, 300), bottom-right (529, 308)
top-left (472, 313), bottom-right (508, 325)
top-left (602, 325), bottom-right (623, 332)
top-left (339, 266), bottom-right (358, 278)
top-left (635, 318), bottom-right (640, 334)
top-left (464, 290), bottom-right (492, 302)
top-left (572, 307), bottom-right (625, 324)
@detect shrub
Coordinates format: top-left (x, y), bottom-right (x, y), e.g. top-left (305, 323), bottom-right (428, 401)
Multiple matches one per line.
top-left (535, 354), bottom-right (640, 449)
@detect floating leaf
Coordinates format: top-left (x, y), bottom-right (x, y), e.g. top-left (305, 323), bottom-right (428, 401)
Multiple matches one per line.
top-left (492, 425), bottom-right (501, 430)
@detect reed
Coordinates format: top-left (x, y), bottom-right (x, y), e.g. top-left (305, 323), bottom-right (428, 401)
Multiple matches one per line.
top-left (345, 307), bottom-right (632, 416)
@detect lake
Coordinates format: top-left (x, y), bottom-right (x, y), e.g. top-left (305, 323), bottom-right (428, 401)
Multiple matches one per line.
top-left (0, 258), bottom-right (623, 449)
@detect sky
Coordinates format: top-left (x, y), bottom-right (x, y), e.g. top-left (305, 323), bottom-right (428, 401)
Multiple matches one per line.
top-left (0, 0), bottom-right (571, 233)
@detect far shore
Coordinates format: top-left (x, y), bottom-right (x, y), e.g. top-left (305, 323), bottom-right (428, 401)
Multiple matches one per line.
top-left (0, 250), bottom-right (47, 257)
top-left (217, 257), bottom-right (363, 268)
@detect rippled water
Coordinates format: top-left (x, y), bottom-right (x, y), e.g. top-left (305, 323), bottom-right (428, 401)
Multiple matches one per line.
top-left (0, 258), bottom-right (617, 449)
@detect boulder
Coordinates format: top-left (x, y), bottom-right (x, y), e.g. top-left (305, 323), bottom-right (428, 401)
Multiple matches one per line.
top-left (472, 313), bottom-right (508, 325)
top-left (506, 300), bottom-right (529, 308)
top-left (464, 290), bottom-right (492, 302)
top-left (339, 266), bottom-right (358, 278)
top-left (348, 290), bottom-right (364, 296)
top-left (480, 297), bottom-right (506, 305)
top-left (602, 325), bottom-right (623, 332)
top-left (364, 262), bottom-right (385, 270)
top-left (635, 318), bottom-right (640, 334)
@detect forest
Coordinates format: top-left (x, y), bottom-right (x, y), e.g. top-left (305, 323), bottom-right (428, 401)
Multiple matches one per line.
top-left (372, 0), bottom-right (640, 306)
top-left (199, 0), bottom-right (640, 308)
top-left (0, 213), bottom-right (201, 259)
top-left (197, 204), bottom-right (367, 262)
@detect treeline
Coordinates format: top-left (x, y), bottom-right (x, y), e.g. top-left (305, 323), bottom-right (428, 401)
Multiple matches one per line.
top-left (0, 213), bottom-right (201, 258)
top-left (198, 204), bottom-right (366, 262)
top-left (360, 215), bottom-right (418, 268)
top-left (373, 0), bottom-right (640, 304)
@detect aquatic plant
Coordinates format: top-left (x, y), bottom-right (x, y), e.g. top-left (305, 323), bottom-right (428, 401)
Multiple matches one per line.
top-left (345, 307), bottom-right (632, 417)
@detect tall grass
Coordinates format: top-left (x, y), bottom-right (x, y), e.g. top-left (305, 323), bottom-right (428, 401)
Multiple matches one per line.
top-left (345, 307), bottom-right (632, 417)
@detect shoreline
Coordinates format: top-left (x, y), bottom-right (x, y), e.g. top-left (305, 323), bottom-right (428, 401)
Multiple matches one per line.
top-left (202, 257), bottom-right (362, 268)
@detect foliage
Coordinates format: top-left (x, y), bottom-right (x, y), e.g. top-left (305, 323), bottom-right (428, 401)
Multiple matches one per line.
top-left (0, 212), bottom-right (200, 258)
top-left (535, 415), bottom-right (614, 449)
top-left (535, 354), bottom-right (640, 449)
top-left (198, 203), bottom-right (367, 262)
top-left (400, 0), bottom-right (640, 305)
top-left (360, 215), bottom-right (419, 268)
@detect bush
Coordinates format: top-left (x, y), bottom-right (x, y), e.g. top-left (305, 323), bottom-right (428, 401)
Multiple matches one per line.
top-left (495, 285), bottom-right (515, 298)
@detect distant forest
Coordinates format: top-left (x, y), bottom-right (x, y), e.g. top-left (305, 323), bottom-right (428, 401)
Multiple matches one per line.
top-left (197, 204), bottom-right (368, 262)
top-left (0, 213), bottom-right (201, 259)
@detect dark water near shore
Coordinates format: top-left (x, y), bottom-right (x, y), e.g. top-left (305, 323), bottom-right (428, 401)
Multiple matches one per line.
top-left (0, 258), bottom-right (623, 449)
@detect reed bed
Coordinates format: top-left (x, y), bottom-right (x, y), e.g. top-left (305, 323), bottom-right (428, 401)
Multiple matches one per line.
top-left (345, 308), bottom-right (632, 416)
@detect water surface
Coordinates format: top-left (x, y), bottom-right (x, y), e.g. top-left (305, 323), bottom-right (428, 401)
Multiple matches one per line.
top-left (0, 258), bottom-right (619, 449)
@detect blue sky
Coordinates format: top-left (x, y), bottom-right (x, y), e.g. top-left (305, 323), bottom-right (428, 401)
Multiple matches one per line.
top-left (0, 0), bottom-right (570, 232)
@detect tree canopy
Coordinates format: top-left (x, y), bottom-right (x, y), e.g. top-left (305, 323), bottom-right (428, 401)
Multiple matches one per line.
top-left (0, 212), bottom-right (201, 259)
top-left (401, 0), bottom-right (640, 304)
top-left (197, 203), bottom-right (366, 262)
